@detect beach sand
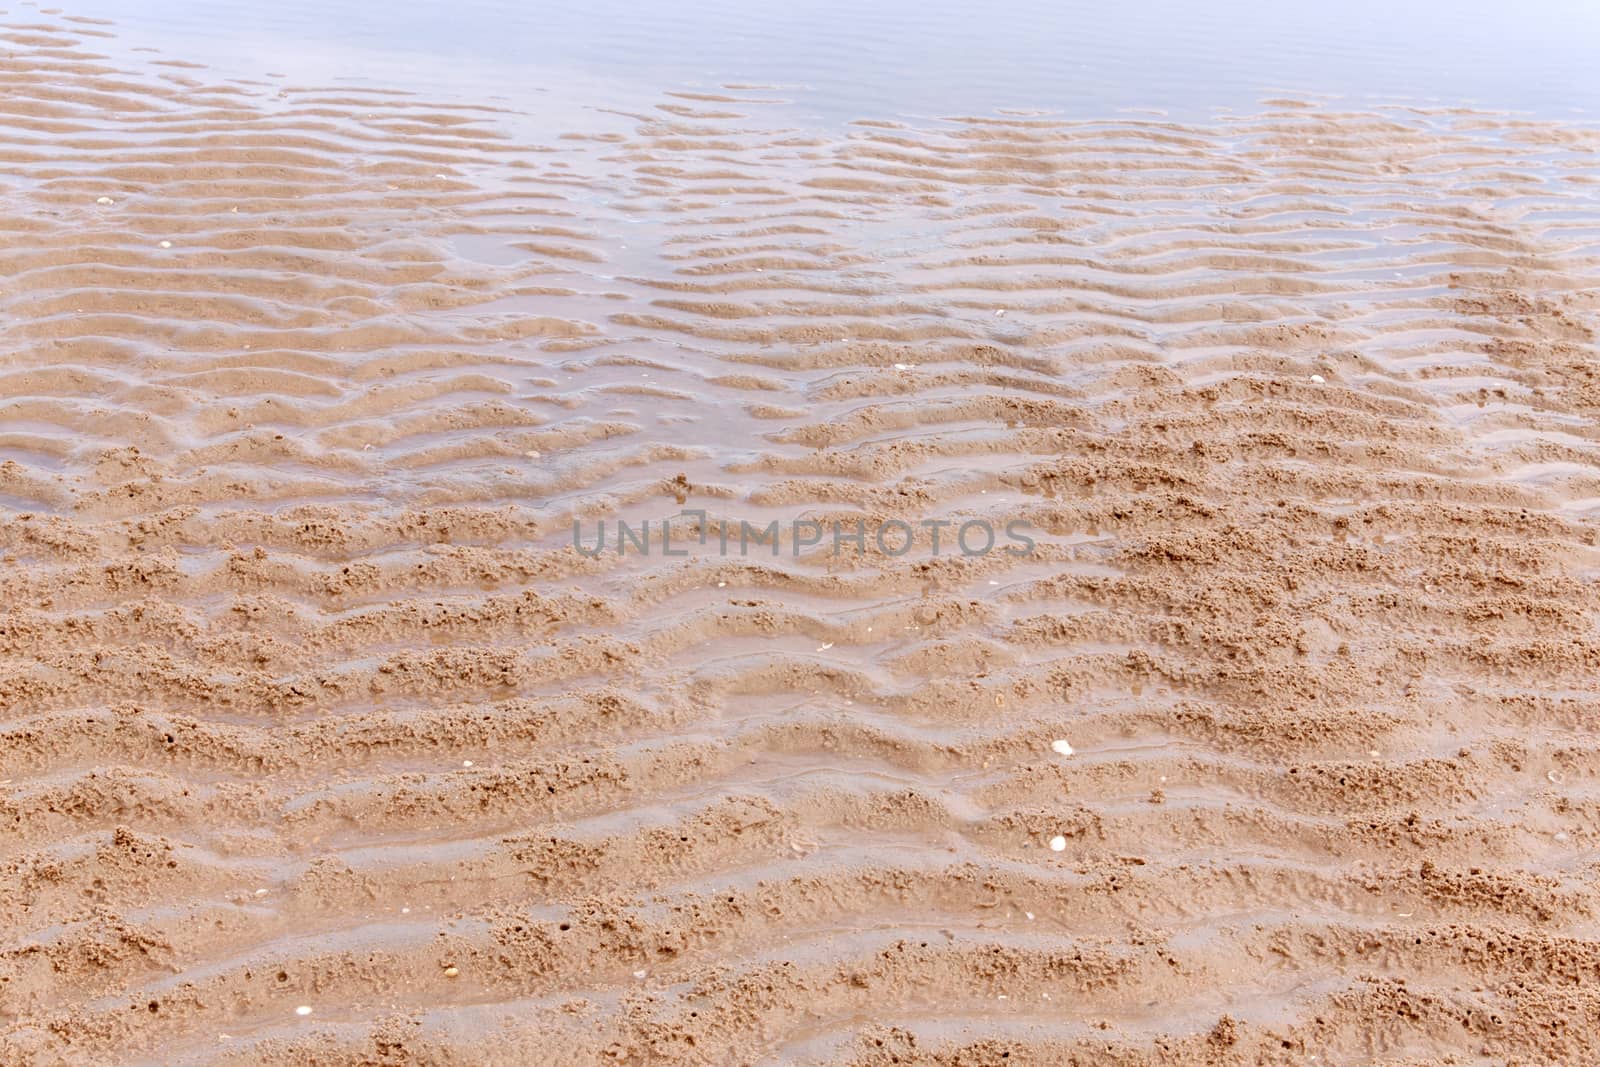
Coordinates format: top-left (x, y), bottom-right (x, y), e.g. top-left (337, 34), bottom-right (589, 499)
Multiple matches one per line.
top-left (4, 13), bottom-right (1600, 1066)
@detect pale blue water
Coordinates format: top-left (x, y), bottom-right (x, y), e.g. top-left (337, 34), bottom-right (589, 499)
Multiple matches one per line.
top-left (28, 0), bottom-right (1600, 122)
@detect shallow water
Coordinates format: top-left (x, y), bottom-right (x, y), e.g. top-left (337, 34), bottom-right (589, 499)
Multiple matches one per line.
top-left (47, 0), bottom-right (1600, 122)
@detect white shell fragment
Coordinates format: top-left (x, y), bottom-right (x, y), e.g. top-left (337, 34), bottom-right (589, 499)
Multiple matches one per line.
top-left (1049, 835), bottom-right (1067, 852)
top-left (1051, 739), bottom-right (1074, 757)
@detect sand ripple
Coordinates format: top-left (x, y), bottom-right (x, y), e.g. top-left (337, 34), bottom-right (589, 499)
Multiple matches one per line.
top-left (4, 14), bottom-right (1600, 1067)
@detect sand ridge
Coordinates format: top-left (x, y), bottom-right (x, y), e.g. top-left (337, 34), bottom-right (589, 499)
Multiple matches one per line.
top-left (3, 11), bottom-right (1600, 1066)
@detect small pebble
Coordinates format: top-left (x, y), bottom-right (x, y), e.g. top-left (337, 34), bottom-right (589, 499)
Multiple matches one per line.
top-left (295, 1005), bottom-right (312, 1017)
top-left (443, 966), bottom-right (459, 978)
top-left (1310, 374), bottom-right (1325, 383)
top-left (159, 240), bottom-right (172, 249)
top-left (1051, 739), bottom-right (1074, 757)
top-left (462, 760), bottom-right (474, 768)
top-left (1048, 835), bottom-right (1067, 852)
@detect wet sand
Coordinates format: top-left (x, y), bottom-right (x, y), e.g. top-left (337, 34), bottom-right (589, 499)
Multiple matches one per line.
top-left (4, 12), bottom-right (1600, 1067)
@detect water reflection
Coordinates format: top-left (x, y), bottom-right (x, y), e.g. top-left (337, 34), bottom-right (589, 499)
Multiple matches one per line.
top-left (47, 0), bottom-right (1600, 124)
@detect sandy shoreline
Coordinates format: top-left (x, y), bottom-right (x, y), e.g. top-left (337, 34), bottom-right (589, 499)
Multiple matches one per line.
top-left (4, 12), bottom-right (1600, 1066)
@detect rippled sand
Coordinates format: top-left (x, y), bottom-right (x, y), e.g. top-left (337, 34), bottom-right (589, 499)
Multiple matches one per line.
top-left (4, 13), bottom-right (1600, 1067)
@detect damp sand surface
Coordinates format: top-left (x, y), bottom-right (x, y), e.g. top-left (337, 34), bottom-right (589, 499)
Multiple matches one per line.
top-left (4, 8), bottom-right (1600, 1067)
